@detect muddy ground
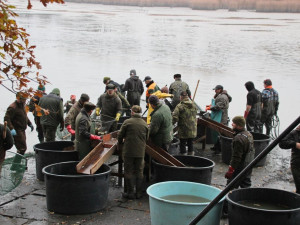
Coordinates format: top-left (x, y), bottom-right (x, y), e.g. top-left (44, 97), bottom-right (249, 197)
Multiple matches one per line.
top-left (0, 142), bottom-right (294, 225)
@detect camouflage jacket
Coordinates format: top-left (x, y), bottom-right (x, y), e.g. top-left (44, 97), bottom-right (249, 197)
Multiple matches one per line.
top-left (261, 87), bottom-right (279, 119)
top-left (230, 129), bottom-right (254, 170)
top-left (172, 98), bottom-right (197, 139)
top-left (169, 79), bottom-right (191, 107)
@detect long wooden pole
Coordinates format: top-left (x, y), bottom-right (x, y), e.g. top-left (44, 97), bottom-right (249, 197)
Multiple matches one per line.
top-left (3, 121), bottom-right (7, 139)
top-left (192, 80), bottom-right (200, 102)
top-left (189, 115), bottom-right (300, 225)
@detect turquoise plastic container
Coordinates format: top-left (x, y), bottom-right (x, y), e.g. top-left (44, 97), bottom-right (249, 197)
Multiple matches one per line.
top-left (147, 181), bottom-right (224, 225)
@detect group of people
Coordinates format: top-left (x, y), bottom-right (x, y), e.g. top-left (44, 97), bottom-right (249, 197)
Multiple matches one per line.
top-left (3, 70), bottom-right (300, 201)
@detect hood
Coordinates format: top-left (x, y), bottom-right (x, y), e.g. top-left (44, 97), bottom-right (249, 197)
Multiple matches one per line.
top-left (245, 81), bottom-right (255, 91)
top-left (51, 88), bottom-right (60, 96)
top-left (131, 75), bottom-right (139, 81)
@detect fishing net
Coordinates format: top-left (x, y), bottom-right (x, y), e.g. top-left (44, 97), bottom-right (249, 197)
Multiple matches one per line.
top-left (56, 126), bottom-right (71, 141)
top-left (0, 151), bottom-right (27, 196)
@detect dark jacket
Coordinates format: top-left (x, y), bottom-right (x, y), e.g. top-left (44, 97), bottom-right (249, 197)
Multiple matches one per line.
top-left (279, 129), bottom-right (300, 167)
top-left (231, 129), bottom-right (255, 171)
top-left (39, 93), bottom-right (64, 127)
top-left (97, 93), bottom-right (122, 121)
top-left (0, 124), bottom-right (14, 161)
top-left (172, 98), bottom-right (197, 139)
top-left (150, 103), bottom-right (173, 147)
top-left (75, 109), bottom-right (93, 160)
top-left (245, 82), bottom-right (262, 120)
top-left (211, 90), bottom-right (232, 125)
top-left (4, 101), bottom-right (32, 131)
top-left (118, 114), bottom-right (148, 158)
top-left (261, 87), bottom-right (279, 120)
top-left (65, 100), bottom-right (84, 129)
top-left (123, 76), bottom-right (144, 95)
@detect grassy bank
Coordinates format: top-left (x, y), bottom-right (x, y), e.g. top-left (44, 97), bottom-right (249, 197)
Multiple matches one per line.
top-left (65, 0), bottom-right (300, 13)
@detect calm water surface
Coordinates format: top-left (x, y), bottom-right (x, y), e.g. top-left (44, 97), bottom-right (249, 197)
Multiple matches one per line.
top-left (2, 0), bottom-right (300, 150)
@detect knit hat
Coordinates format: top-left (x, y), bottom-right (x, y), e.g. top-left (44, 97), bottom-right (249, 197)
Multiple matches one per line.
top-left (80, 93), bottom-right (90, 102)
top-left (173, 74), bottom-right (181, 79)
top-left (70, 95), bottom-right (76, 100)
top-left (51, 88), bottom-right (60, 96)
top-left (131, 105), bottom-right (142, 113)
top-left (149, 95), bottom-right (159, 105)
top-left (130, 69), bottom-right (136, 76)
top-left (264, 79), bottom-right (272, 86)
top-left (232, 116), bottom-right (246, 128)
top-left (38, 85), bottom-right (45, 91)
top-left (103, 77), bottom-right (110, 84)
top-left (83, 102), bottom-right (96, 111)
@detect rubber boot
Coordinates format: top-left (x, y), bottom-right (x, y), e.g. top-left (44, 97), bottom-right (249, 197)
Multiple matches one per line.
top-left (136, 178), bottom-right (143, 199)
top-left (122, 178), bottom-right (135, 199)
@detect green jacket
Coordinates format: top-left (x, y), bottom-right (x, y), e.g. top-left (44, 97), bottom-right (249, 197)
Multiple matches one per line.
top-left (38, 93), bottom-right (64, 127)
top-left (75, 109), bottom-right (93, 160)
top-left (172, 98), bottom-right (197, 139)
top-left (97, 93), bottom-right (122, 121)
top-left (230, 129), bottom-right (255, 170)
top-left (169, 79), bottom-right (191, 107)
top-left (118, 114), bottom-right (148, 158)
top-left (150, 103), bottom-right (173, 147)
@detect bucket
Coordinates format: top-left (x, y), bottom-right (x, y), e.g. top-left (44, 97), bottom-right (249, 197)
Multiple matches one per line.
top-left (147, 181), bottom-right (224, 225)
top-left (34, 141), bottom-right (78, 181)
top-left (220, 132), bottom-right (271, 167)
top-left (168, 138), bottom-right (180, 155)
top-left (227, 188), bottom-right (300, 225)
top-left (43, 161), bottom-right (110, 214)
top-left (153, 155), bottom-right (215, 185)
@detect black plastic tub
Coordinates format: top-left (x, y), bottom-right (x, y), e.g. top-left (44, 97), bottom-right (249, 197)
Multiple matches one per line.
top-left (34, 141), bottom-right (78, 181)
top-left (43, 161), bottom-right (110, 215)
top-left (152, 155), bottom-right (215, 185)
top-left (220, 132), bottom-right (271, 167)
top-left (227, 188), bottom-right (300, 225)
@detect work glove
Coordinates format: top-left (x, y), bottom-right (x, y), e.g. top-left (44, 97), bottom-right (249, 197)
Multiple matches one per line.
top-left (205, 105), bottom-right (211, 111)
top-left (244, 111), bottom-right (249, 119)
top-left (60, 121), bottom-right (64, 132)
top-left (115, 113), bottom-right (121, 122)
top-left (90, 134), bottom-right (102, 140)
top-left (95, 107), bottom-right (100, 116)
top-left (10, 129), bottom-right (17, 136)
top-left (66, 125), bottom-right (75, 136)
top-left (225, 165), bottom-right (235, 179)
top-left (29, 124), bottom-right (34, 132)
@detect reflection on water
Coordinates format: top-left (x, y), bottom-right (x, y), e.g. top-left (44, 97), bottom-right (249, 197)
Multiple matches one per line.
top-left (2, 0), bottom-right (300, 151)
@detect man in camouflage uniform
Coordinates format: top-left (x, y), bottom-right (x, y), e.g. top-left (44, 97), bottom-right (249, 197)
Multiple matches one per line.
top-left (75, 102), bottom-right (101, 160)
top-left (118, 105), bottom-right (148, 199)
top-left (65, 93), bottom-right (90, 141)
top-left (225, 116), bottom-right (255, 188)
top-left (260, 79), bottom-right (279, 136)
top-left (4, 92), bottom-right (34, 155)
top-left (38, 88), bottom-right (64, 142)
top-left (28, 85), bottom-right (46, 143)
top-left (279, 125), bottom-right (300, 194)
top-left (123, 69), bottom-right (144, 107)
top-left (169, 74), bottom-right (191, 110)
top-left (149, 95), bottom-right (173, 151)
top-left (96, 84), bottom-right (122, 133)
top-left (172, 91), bottom-right (197, 155)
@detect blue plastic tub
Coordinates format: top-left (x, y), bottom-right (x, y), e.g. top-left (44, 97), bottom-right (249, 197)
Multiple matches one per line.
top-left (147, 181), bottom-right (224, 225)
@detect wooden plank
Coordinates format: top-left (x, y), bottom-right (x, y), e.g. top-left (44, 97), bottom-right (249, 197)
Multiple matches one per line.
top-left (90, 144), bottom-right (117, 174)
top-left (76, 142), bottom-right (105, 174)
top-left (145, 145), bottom-right (175, 167)
top-left (147, 141), bottom-right (185, 167)
top-left (197, 117), bottom-right (234, 138)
